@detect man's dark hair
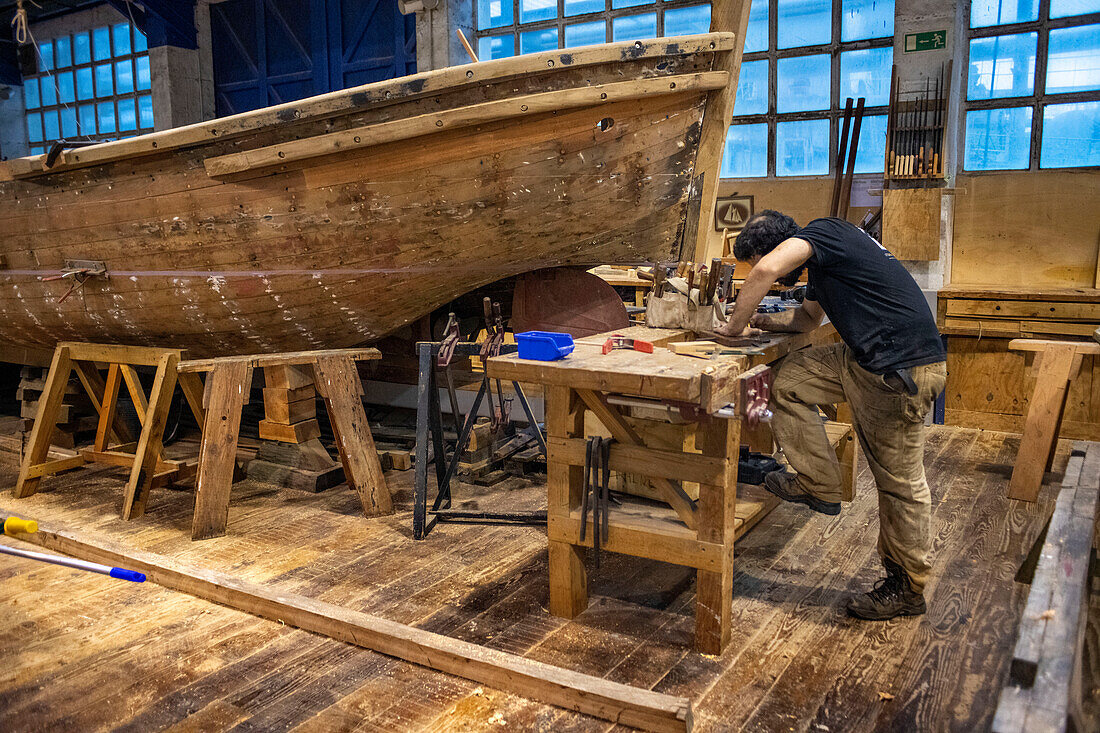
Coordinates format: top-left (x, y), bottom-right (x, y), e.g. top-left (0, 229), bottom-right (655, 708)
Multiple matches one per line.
top-left (732, 210), bottom-right (805, 286)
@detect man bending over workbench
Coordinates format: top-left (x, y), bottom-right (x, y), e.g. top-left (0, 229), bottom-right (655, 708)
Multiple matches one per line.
top-left (715, 211), bottom-right (946, 621)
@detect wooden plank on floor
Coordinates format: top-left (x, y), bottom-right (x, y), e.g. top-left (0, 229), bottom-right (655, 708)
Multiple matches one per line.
top-left (12, 526), bottom-right (693, 733)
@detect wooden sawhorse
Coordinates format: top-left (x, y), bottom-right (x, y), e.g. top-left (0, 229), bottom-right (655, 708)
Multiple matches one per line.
top-left (179, 348), bottom-right (392, 540)
top-left (14, 343), bottom-right (206, 519)
top-left (1007, 338), bottom-right (1100, 502)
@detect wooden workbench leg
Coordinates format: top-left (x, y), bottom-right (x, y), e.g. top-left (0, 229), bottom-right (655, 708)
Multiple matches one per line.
top-left (313, 356), bottom-right (393, 517)
top-left (694, 415), bottom-right (739, 654)
top-left (122, 352), bottom-right (180, 520)
top-left (1008, 345), bottom-right (1080, 502)
top-left (547, 386), bottom-right (588, 618)
top-left (14, 345), bottom-right (73, 499)
top-left (192, 362), bottom-right (252, 540)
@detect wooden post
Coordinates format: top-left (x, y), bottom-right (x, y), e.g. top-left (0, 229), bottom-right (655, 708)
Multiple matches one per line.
top-left (313, 355), bottom-right (393, 516)
top-left (1008, 344), bottom-right (1082, 502)
top-left (122, 351), bottom-right (180, 519)
top-left (93, 364), bottom-right (123, 451)
top-left (14, 345), bottom-right (74, 498)
top-left (192, 361), bottom-right (253, 540)
top-left (693, 415), bottom-right (739, 654)
top-left (547, 386), bottom-right (588, 618)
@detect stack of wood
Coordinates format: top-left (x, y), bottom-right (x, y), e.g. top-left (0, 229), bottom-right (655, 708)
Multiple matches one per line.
top-left (17, 366), bottom-right (99, 449)
top-left (247, 364), bottom-right (344, 492)
top-left (455, 418), bottom-right (544, 485)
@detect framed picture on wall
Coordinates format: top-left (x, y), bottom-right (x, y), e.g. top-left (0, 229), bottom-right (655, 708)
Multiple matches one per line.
top-left (714, 194), bottom-right (754, 232)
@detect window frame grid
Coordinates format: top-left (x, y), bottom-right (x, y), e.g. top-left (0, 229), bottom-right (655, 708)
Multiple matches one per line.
top-left (473, 0), bottom-right (715, 53)
top-left (730, 0), bottom-right (893, 178)
top-left (23, 22), bottom-right (154, 155)
top-left (963, 1), bottom-right (1100, 172)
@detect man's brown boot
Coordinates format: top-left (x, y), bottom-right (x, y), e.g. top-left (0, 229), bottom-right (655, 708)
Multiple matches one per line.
top-left (763, 471), bottom-right (840, 516)
top-left (846, 558), bottom-right (926, 620)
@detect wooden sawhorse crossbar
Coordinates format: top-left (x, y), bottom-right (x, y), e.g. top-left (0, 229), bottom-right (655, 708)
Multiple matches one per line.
top-left (14, 342), bottom-right (207, 519)
top-left (179, 348), bottom-right (393, 540)
top-left (1007, 338), bottom-right (1100, 502)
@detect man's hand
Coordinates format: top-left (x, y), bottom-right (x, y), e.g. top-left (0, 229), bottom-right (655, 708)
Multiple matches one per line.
top-left (715, 322), bottom-right (762, 338)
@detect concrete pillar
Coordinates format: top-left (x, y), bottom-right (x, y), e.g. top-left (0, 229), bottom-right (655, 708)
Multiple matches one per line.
top-left (150, 3), bottom-right (215, 129)
top-left (404, 0), bottom-right (475, 72)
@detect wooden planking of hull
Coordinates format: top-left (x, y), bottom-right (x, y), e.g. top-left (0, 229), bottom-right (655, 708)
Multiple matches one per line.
top-left (0, 34), bottom-right (742, 358)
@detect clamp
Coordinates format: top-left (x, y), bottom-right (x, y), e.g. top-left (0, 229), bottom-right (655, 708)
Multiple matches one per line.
top-left (601, 334), bottom-right (655, 355)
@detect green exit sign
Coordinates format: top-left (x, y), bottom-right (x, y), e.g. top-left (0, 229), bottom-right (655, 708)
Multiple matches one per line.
top-left (905, 30), bottom-right (947, 52)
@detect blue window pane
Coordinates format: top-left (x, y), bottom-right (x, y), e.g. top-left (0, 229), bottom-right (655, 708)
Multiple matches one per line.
top-left (968, 33), bottom-right (1037, 100)
top-left (43, 109), bottom-right (60, 141)
top-left (777, 119), bottom-right (830, 175)
top-left (721, 123), bottom-right (768, 177)
top-left (665, 5), bottom-right (712, 36)
top-left (964, 107), bottom-right (1032, 170)
top-left (1047, 25), bottom-right (1100, 94)
top-left (842, 0), bottom-right (894, 41)
top-left (613, 0), bottom-right (654, 8)
top-left (565, 21), bottom-right (607, 47)
top-left (23, 78), bottom-right (40, 109)
top-left (115, 60), bottom-right (134, 94)
top-left (138, 95), bottom-right (154, 128)
top-left (73, 32), bottom-right (91, 64)
top-left (1041, 101), bottom-right (1100, 168)
top-left (520, 0), bottom-right (557, 23)
top-left (612, 13), bottom-right (657, 42)
top-left (745, 0), bottom-right (768, 53)
top-left (79, 103), bottom-right (96, 135)
top-left (96, 63), bottom-right (114, 97)
top-left (30, 146), bottom-right (45, 156)
top-left (970, 0), bottom-right (1038, 27)
top-left (732, 59), bottom-right (768, 116)
top-left (40, 78), bottom-right (56, 107)
top-left (113, 23), bottom-right (132, 55)
top-left (1051, 0), bottom-right (1100, 16)
top-left (478, 33), bottom-right (515, 59)
top-left (97, 102), bottom-right (116, 134)
top-left (853, 114), bottom-right (887, 173)
top-left (778, 0), bottom-right (830, 49)
top-left (118, 98), bottom-right (137, 132)
top-left (135, 56), bottom-right (151, 91)
top-left (520, 28), bottom-right (559, 54)
top-left (840, 47), bottom-right (892, 106)
top-left (93, 26), bottom-right (112, 61)
top-left (133, 29), bottom-right (148, 53)
top-left (76, 67), bottom-right (94, 100)
top-left (565, 0), bottom-right (603, 16)
top-left (477, 0), bottom-right (513, 30)
top-left (55, 36), bottom-right (72, 67)
top-left (777, 54), bottom-right (830, 112)
top-left (57, 71), bottom-right (75, 104)
top-left (61, 107), bottom-right (78, 138)
top-left (26, 113), bottom-right (42, 143)
top-left (38, 41), bottom-right (53, 72)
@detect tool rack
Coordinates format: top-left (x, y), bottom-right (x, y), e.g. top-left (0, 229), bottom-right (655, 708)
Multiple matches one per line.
top-left (487, 324), bottom-right (845, 654)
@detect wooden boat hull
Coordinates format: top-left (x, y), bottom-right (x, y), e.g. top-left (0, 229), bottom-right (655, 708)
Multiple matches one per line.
top-left (0, 35), bottom-right (739, 358)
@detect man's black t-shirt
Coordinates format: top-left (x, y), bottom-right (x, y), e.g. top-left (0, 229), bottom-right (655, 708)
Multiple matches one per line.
top-left (799, 217), bottom-right (945, 375)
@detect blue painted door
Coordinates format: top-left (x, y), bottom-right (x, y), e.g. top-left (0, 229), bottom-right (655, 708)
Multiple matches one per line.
top-left (211, 0), bottom-right (416, 116)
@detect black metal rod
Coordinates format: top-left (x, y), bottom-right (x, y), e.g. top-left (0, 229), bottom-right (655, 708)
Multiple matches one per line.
top-left (511, 381), bottom-right (546, 456)
top-left (436, 378), bottom-right (488, 505)
top-left (413, 342), bottom-right (433, 540)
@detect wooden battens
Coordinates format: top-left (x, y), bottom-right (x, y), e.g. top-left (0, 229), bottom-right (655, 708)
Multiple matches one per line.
top-left (13, 527), bottom-right (694, 733)
top-left (203, 73), bottom-right (729, 178)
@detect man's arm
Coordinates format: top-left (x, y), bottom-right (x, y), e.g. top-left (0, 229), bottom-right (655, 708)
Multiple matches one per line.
top-left (751, 298), bottom-right (825, 333)
top-left (715, 237), bottom-right (814, 336)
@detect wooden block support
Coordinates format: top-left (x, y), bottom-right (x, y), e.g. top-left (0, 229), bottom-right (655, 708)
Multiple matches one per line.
top-left (258, 419), bottom-right (321, 444)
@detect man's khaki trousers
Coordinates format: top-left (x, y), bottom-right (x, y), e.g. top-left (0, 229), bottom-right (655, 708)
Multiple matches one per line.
top-left (770, 342), bottom-right (947, 592)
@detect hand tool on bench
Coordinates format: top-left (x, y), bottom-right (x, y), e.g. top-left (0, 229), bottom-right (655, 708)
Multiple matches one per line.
top-left (602, 334), bottom-right (655, 355)
top-left (697, 265), bottom-right (709, 305)
top-left (686, 266), bottom-right (695, 301)
top-left (653, 262), bottom-right (667, 297)
top-left (705, 257), bottom-right (722, 305)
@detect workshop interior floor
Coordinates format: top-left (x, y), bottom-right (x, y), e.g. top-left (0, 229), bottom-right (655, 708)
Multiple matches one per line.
top-left (2, 423), bottom-right (1098, 732)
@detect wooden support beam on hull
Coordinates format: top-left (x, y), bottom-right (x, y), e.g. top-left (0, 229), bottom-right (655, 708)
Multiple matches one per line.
top-left (204, 73), bottom-right (730, 178)
top-left (11, 526), bottom-right (693, 733)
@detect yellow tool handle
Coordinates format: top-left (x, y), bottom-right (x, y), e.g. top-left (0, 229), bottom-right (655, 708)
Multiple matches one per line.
top-left (3, 517), bottom-right (38, 536)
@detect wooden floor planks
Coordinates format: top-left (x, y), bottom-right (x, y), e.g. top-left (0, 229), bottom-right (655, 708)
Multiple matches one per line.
top-left (0, 424), bottom-right (1096, 731)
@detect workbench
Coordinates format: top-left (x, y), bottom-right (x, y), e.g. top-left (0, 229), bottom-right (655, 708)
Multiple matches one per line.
top-left (486, 323), bottom-right (840, 654)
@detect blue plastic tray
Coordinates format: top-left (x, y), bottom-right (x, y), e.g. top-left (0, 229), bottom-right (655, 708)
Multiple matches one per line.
top-left (515, 331), bottom-right (575, 361)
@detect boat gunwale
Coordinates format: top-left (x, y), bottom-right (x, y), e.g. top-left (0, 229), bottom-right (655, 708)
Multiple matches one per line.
top-left (0, 33), bottom-right (737, 182)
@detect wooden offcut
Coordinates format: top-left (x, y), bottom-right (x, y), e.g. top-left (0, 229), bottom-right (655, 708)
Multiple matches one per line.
top-left (10, 526), bottom-right (694, 733)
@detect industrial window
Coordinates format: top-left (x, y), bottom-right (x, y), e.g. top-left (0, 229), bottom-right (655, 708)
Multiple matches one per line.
top-left (22, 22), bottom-right (153, 156)
top-left (963, 0), bottom-right (1100, 171)
top-left (724, 0), bottom-right (894, 178)
top-left (474, 0), bottom-right (715, 60)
